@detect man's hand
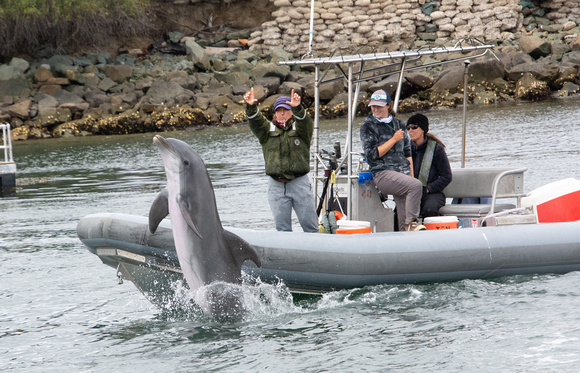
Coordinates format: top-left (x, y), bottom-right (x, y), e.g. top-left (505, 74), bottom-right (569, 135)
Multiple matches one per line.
top-left (244, 87), bottom-right (257, 105)
top-left (288, 89), bottom-right (301, 107)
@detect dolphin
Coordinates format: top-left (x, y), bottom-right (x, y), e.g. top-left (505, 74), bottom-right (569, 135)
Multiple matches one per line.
top-left (148, 135), bottom-right (261, 318)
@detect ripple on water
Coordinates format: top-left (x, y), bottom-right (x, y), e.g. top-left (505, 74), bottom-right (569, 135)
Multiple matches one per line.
top-left (1, 99), bottom-right (580, 371)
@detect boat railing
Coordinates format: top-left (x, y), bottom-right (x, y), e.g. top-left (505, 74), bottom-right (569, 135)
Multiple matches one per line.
top-left (489, 168), bottom-right (528, 213)
top-left (1, 123), bottom-right (14, 164)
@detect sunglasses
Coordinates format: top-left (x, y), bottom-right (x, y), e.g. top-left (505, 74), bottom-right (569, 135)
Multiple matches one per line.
top-left (407, 124), bottom-right (420, 130)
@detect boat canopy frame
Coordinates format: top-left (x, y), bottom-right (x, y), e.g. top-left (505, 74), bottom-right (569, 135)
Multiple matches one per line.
top-left (279, 39), bottom-right (496, 219)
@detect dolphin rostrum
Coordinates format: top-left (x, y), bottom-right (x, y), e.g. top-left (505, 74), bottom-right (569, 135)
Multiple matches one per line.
top-left (148, 135), bottom-right (261, 318)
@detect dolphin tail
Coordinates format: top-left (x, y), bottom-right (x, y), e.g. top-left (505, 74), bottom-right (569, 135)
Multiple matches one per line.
top-left (149, 188), bottom-right (169, 233)
top-left (223, 229), bottom-right (262, 269)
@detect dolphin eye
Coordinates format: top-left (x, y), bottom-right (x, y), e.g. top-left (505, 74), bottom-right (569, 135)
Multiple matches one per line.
top-left (183, 159), bottom-right (190, 166)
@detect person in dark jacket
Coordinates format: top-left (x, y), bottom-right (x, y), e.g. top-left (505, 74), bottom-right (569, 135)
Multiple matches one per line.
top-left (407, 113), bottom-right (452, 217)
top-left (244, 88), bottom-right (318, 232)
top-left (360, 90), bottom-right (425, 232)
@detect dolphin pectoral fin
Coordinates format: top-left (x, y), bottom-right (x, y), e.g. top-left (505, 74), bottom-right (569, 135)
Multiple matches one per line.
top-left (223, 229), bottom-right (262, 268)
top-left (177, 196), bottom-right (203, 239)
top-left (149, 189), bottom-right (169, 233)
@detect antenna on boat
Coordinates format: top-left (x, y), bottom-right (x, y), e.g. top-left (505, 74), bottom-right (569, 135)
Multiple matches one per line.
top-left (461, 60), bottom-right (470, 168)
top-left (304, 0), bottom-right (315, 58)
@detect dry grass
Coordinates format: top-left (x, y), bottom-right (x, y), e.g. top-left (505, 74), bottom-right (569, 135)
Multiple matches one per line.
top-left (0, 4), bottom-right (158, 62)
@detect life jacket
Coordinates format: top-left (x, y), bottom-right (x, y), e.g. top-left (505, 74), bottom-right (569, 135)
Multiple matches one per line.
top-left (418, 138), bottom-right (436, 187)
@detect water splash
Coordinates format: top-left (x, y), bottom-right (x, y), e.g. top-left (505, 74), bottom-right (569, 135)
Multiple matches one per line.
top-left (143, 274), bottom-right (301, 322)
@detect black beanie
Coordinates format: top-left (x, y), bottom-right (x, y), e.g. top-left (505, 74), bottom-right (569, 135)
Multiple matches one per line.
top-left (407, 113), bottom-right (429, 134)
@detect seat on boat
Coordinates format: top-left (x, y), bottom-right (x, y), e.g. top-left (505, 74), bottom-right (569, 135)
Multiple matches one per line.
top-left (439, 203), bottom-right (517, 218)
top-left (439, 168), bottom-right (527, 218)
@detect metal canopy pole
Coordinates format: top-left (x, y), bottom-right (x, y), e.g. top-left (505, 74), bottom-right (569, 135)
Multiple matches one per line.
top-left (393, 57), bottom-right (407, 113)
top-left (347, 64), bottom-right (353, 219)
top-left (350, 61), bottom-right (364, 125)
top-left (307, 0), bottom-right (315, 55)
top-left (313, 66), bottom-right (320, 207)
top-left (461, 60), bottom-right (470, 168)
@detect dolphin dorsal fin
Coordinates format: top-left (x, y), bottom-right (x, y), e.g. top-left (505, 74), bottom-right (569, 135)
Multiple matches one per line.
top-left (223, 230), bottom-right (262, 268)
top-left (149, 188), bottom-right (169, 233)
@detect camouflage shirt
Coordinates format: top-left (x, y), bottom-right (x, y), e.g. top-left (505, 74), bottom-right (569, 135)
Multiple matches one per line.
top-left (360, 114), bottom-right (412, 175)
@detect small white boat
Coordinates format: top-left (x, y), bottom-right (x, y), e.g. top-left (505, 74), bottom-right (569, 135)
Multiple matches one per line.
top-left (77, 41), bottom-right (580, 301)
top-left (0, 123), bottom-right (16, 195)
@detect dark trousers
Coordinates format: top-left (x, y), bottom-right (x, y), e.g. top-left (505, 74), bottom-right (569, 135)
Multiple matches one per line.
top-left (420, 192), bottom-right (446, 218)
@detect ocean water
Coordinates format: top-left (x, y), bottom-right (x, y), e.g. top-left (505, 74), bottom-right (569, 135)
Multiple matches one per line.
top-left (1, 98), bottom-right (579, 372)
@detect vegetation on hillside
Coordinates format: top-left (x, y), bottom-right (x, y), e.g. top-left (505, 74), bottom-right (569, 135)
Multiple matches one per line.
top-left (0, 0), bottom-right (161, 62)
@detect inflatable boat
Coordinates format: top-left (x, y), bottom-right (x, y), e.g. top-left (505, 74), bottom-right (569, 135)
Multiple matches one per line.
top-left (77, 170), bottom-right (580, 296)
top-left (77, 42), bottom-right (580, 301)
top-left (78, 208), bottom-right (580, 296)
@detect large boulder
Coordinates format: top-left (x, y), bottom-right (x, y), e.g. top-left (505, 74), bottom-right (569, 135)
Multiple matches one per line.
top-left (142, 80), bottom-right (194, 106)
top-left (7, 100), bottom-right (31, 120)
top-left (430, 66), bottom-right (465, 93)
top-left (248, 85), bottom-right (268, 103)
top-left (209, 95), bottom-right (237, 115)
top-left (97, 77), bottom-right (117, 92)
top-left (468, 58), bottom-right (506, 83)
top-left (497, 49), bottom-right (534, 71)
top-left (405, 72), bottom-right (434, 90)
top-left (0, 65), bottom-right (29, 97)
top-left (555, 81), bottom-right (580, 97)
top-left (518, 35), bottom-right (552, 59)
top-left (507, 62), bottom-right (560, 85)
top-left (515, 73), bottom-right (551, 101)
top-left (221, 102), bottom-right (246, 125)
top-left (36, 93), bottom-right (59, 116)
top-left (184, 39), bottom-right (211, 71)
top-left (321, 92), bottom-right (349, 118)
top-left (569, 34), bottom-right (580, 52)
top-left (251, 62), bottom-right (291, 80)
top-left (102, 65), bottom-right (133, 84)
top-left (552, 66), bottom-right (578, 89)
top-left (9, 58), bottom-right (30, 74)
top-left (214, 71), bottom-right (251, 86)
top-left (299, 73), bottom-right (343, 101)
top-left (279, 81), bottom-right (304, 96)
top-left (370, 74), bottom-right (414, 99)
top-left (84, 90), bottom-right (111, 108)
top-left (561, 51), bottom-right (580, 67)
top-left (254, 76), bottom-right (281, 95)
top-left (231, 59), bottom-right (254, 75)
top-left (46, 55), bottom-right (74, 69)
top-left (34, 67), bottom-right (54, 83)
top-left (52, 89), bottom-right (87, 106)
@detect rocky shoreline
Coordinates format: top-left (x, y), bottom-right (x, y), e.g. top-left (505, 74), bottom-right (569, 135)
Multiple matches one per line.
top-left (1, 27), bottom-right (579, 141)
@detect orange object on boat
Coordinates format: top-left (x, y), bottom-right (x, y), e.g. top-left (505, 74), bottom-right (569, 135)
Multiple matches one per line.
top-left (423, 216), bottom-right (458, 230)
top-left (336, 220), bottom-right (371, 234)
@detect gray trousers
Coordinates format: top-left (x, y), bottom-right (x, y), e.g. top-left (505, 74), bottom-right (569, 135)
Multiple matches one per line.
top-left (268, 174), bottom-right (319, 232)
top-left (374, 170), bottom-right (423, 231)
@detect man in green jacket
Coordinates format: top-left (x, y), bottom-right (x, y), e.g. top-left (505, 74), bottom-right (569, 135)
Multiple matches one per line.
top-left (244, 88), bottom-right (319, 232)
